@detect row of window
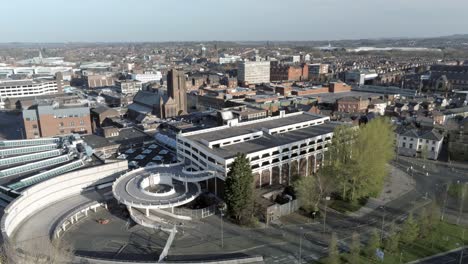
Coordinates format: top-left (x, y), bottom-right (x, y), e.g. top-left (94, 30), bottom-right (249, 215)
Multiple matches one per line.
top-left (249, 138), bottom-right (330, 161)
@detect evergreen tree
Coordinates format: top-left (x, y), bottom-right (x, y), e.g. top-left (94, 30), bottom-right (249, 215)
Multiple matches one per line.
top-left (401, 213), bottom-right (419, 244)
top-left (384, 221), bottom-right (400, 253)
top-left (327, 232), bottom-right (340, 264)
top-left (349, 232), bottom-right (361, 264)
top-left (224, 153), bottom-right (254, 225)
top-left (365, 228), bottom-right (381, 259)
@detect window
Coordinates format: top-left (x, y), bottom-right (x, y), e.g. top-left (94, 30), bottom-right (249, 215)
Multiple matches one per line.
top-left (432, 147), bottom-right (435, 151)
top-left (80, 120), bottom-right (85, 125)
top-left (402, 142), bottom-right (406, 148)
top-left (70, 121), bottom-right (75, 126)
top-left (59, 122), bottom-right (64, 127)
top-left (32, 124), bottom-right (37, 129)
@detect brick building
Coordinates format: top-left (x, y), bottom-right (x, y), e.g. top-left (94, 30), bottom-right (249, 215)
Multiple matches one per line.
top-left (23, 104), bottom-right (92, 139)
top-left (336, 96), bottom-right (369, 113)
top-left (270, 62), bottom-right (308, 82)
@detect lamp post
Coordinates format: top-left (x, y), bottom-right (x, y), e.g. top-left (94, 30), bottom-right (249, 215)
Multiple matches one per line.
top-left (298, 227), bottom-right (304, 264)
top-left (441, 182), bottom-right (450, 221)
top-left (323, 196), bottom-right (331, 232)
top-left (380, 206), bottom-right (386, 243)
top-left (218, 202), bottom-right (227, 248)
top-left (457, 182), bottom-right (466, 225)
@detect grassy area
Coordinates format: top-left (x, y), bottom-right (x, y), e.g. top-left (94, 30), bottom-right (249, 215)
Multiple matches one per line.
top-left (329, 199), bottom-right (365, 213)
top-left (318, 221), bottom-right (468, 264)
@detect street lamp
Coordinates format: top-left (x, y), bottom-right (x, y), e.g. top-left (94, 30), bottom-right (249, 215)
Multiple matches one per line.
top-left (457, 182), bottom-right (467, 225)
top-left (380, 206), bottom-right (386, 243)
top-left (323, 196), bottom-right (331, 232)
top-left (218, 202), bottom-right (227, 248)
top-left (441, 182), bottom-right (450, 221)
top-left (298, 227), bottom-right (304, 264)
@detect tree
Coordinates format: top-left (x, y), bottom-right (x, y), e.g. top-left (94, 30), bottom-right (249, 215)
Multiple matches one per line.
top-left (350, 118), bottom-right (395, 200)
top-left (323, 118), bottom-right (395, 203)
top-left (224, 153), bottom-right (254, 225)
top-left (418, 208), bottom-right (430, 238)
top-left (428, 200), bottom-right (440, 231)
top-left (2, 238), bottom-right (74, 264)
top-left (401, 213), bottom-right (419, 245)
top-left (294, 167), bottom-right (334, 214)
top-left (421, 144), bottom-right (429, 161)
top-left (384, 221), bottom-right (400, 253)
top-left (349, 232), bottom-right (361, 264)
top-left (327, 232), bottom-right (340, 264)
top-left (365, 228), bottom-right (381, 259)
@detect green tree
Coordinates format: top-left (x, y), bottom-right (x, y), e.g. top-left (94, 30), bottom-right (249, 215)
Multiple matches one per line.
top-left (294, 169), bottom-right (334, 214)
top-left (324, 118), bottom-right (395, 203)
top-left (428, 200), bottom-right (440, 230)
top-left (350, 118), bottom-right (395, 201)
top-left (384, 221), bottom-right (400, 253)
top-left (349, 232), bottom-right (361, 264)
top-left (224, 153), bottom-right (254, 225)
top-left (365, 228), bottom-right (381, 259)
top-left (401, 213), bottom-right (419, 244)
top-left (327, 232), bottom-right (340, 264)
top-left (418, 208), bottom-right (430, 238)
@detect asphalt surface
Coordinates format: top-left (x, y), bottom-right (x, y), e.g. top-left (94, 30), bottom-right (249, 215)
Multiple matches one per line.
top-left (8, 157), bottom-right (468, 264)
top-left (420, 248), bottom-right (468, 264)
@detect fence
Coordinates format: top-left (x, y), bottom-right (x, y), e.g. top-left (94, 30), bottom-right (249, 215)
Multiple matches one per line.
top-left (171, 205), bottom-right (217, 219)
top-left (266, 199), bottom-right (300, 224)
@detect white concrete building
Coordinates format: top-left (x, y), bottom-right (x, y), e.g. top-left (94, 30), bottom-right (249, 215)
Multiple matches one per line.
top-left (237, 60), bottom-right (270, 84)
top-left (0, 66), bottom-right (73, 77)
top-left (397, 129), bottom-right (444, 160)
top-left (115, 80), bottom-right (142, 94)
top-left (177, 111), bottom-right (337, 188)
top-left (218, 54), bottom-right (241, 64)
top-left (131, 71), bottom-right (163, 83)
top-left (345, 69), bottom-right (378, 86)
top-left (0, 79), bottom-right (59, 99)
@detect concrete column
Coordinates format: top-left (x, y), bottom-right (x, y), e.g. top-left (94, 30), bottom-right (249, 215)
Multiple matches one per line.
top-left (259, 172), bottom-right (262, 189)
top-left (306, 156), bottom-right (309, 177)
top-left (146, 208), bottom-right (150, 217)
top-left (85, 209), bottom-right (88, 216)
top-left (214, 177), bottom-right (218, 196)
top-left (269, 167), bottom-right (272, 185)
top-left (297, 159), bottom-right (300, 175)
top-left (313, 154), bottom-right (317, 173)
top-left (171, 207), bottom-right (174, 213)
top-left (128, 206), bottom-right (133, 215)
top-left (288, 161), bottom-right (292, 185)
top-left (279, 164), bottom-right (282, 184)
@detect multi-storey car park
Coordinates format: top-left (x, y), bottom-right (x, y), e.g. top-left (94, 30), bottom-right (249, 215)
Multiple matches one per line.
top-left (1, 111), bottom-right (339, 263)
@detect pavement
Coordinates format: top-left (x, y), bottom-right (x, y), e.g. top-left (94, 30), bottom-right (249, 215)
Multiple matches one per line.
top-left (9, 156), bottom-right (468, 264)
top-left (417, 248), bottom-right (468, 264)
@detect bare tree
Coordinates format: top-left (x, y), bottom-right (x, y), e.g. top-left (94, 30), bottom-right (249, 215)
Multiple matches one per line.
top-left (2, 238), bottom-right (74, 264)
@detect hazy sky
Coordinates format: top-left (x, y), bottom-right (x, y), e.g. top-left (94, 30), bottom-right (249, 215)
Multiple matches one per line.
top-left (1, 0), bottom-right (467, 42)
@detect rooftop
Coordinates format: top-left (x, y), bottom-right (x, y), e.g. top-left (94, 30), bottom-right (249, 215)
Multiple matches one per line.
top-left (186, 113), bottom-right (323, 142)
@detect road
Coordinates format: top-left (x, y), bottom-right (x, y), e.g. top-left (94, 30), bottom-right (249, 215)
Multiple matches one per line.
top-left (419, 248), bottom-right (468, 264)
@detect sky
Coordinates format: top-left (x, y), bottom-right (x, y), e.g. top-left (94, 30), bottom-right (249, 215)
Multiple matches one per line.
top-left (1, 0), bottom-right (467, 42)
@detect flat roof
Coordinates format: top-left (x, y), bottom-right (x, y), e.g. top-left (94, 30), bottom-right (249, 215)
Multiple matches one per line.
top-left (186, 113), bottom-right (323, 142)
top-left (191, 122), bottom-right (338, 159)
